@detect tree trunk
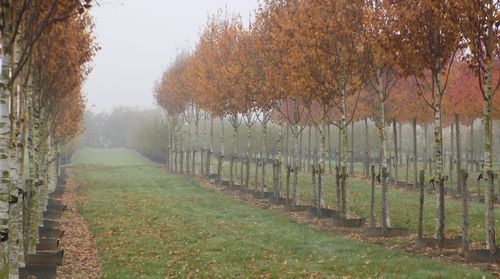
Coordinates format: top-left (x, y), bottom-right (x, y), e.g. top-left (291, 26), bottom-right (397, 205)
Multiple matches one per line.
top-left (254, 155), bottom-right (259, 190)
top-left (399, 123), bottom-right (403, 167)
top-left (418, 170), bottom-right (425, 239)
top-left (456, 115), bottom-right (462, 194)
top-left (393, 119), bottom-right (398, 184)
top-left (276, 124), bottom-right (284, 198)
top-left (450, 123), bottom-right (454, 192)
top-left (340, 89), bottom-right (349, 220)
top-left (370, 165), bottom-right (375, 227)
top-left (261, 120), bottom-right (268, 193)
top-left (337, 125), bottom-right (342, 167)
top-left (328, 124), bottom-right (332, 175)
top-left (318, 110), bottom-right (327, 207)
top-left (364, 118), bottom-right (369, 178)
top-left (285, 123), bottom-right (290, 167)
top-left (307, 125), bottom-right (311, 172)
top-left (424, 124), bottom-right (428, 171)
top-left (299, 129), bottom-right (303, 172)
top-left (311, 165), bottom-right (317, 208)
top-left (230, 124), bottom-right (238, 188)
top-left (193, 113), bottom-right (199, 176)
top-left (461, 169), bottom-right (469, 254)
top-left (405, 154), bottom-right (409, 187)
top-left (219, 117), bottom-right (225, 183)
top-left (350, 121), bottom-right (354, 176)
top-left (246, 124), bottom-right (251, 189)
top-left (9, 66), bottom-right (23, 275)
top-left (483, 63), bottom-right (496, 258)
top-left (470, 122), bottom-right (474, 172)
top-left (381, 167), bottom-right (388, 234)
top-left (207, 116), bottom-right (214, 176)
top-left (293, 127), bottom-right (300, 205)
top-left (432, 78), bottom-right (445, 247)
top-left (378, 84), bottom-right (390, 227)
top-left (286, 165), bottom-right (291, 204)
top-left (0, 21), bottom-right (13, 274)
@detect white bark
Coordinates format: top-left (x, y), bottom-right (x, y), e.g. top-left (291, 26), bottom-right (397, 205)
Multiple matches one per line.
top-left (0, 17), bottom-right (12, 275)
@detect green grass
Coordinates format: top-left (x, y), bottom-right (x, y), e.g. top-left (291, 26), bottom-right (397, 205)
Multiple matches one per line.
top-left (71, 147), bottom-right (154, 166)
top-left (72, 148), bottom-right (491, 278)
top-left (207, 156), bottom-right (500, 243)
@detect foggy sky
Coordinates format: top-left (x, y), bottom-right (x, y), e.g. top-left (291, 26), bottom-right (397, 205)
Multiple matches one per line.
top-left (83, 0), bottom-right (258, 112)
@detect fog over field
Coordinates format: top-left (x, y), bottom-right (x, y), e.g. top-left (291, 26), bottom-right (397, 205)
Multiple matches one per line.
top-left (83, 0), bottom-right (257, 112)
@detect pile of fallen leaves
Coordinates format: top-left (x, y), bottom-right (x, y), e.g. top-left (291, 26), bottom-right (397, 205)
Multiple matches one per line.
top-left (57, 168), bottom-right (101, 279)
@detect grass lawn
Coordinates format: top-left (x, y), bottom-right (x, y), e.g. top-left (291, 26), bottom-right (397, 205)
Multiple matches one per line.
top-left (71, 148), bottom-right (491, 278)
top-left (210, 157), bottom-right (500, 243)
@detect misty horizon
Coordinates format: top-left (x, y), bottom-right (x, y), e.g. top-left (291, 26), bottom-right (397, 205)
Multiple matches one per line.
top-left (83, 0), bottom-right (258, 113)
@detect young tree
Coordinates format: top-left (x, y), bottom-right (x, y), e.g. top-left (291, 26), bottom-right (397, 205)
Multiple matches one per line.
top-left (388, 0), bottom-right (461, 247)
top-left (447, 0), bottom-right (500, 257)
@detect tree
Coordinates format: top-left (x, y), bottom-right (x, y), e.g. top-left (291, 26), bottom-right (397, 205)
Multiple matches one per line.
top-left (447, 0), bottom-right (500, 258)
top-left (388, 0), bottom-right (461, 247)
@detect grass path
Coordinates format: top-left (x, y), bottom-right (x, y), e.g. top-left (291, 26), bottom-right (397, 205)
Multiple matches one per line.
top-left (72, 148), bottom-right (492, 278)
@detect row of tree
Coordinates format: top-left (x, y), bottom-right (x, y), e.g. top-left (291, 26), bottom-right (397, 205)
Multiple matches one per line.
top-left (154, 1), bottom-right (500, 259)
top-left (0, 1), bottom-right (97, 277)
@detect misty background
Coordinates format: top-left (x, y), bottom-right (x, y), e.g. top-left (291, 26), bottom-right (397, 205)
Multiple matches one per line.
top-left (83, 0), bottom-right (257, 113)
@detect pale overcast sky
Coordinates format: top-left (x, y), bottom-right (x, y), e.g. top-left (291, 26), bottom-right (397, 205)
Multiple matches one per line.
top-left (83, 0), bottom-right (258, 112)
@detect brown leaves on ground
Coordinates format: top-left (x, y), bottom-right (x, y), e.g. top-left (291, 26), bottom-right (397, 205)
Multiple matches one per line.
top-left (57, 168), bottom-right (101, 279)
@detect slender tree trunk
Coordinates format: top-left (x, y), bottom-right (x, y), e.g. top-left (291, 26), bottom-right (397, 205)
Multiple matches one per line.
top-left (261, 120), bottom-right (268, 193)
top-left (311, 164), bottom-right (317, 208)
top-left (292, 127), bottom-right (300, 205)
top-left (193, 114), bottom-right (199, 176)
top-left (418, 170), bottom-right (425, 239)
top-left (299, 129), bottom-right (303, 172)
top-left (276, 123), bottom-right (283, 198)
top-left (399, 123), bottom-right (403, 167)
top-left (286, 165), bottom-right (291, 204)
top-left (230, 124), bottom-right (238, 188)
top-left (405, 154), bottom-right (409, 187)
top-left (424, 125), bottom-right (428, 172)
top-left (337, 125), bottom-right (341, 167)
top-left (456, 115), bottom-right (462, 194)
top-left (328, 124), bottom-right (332, 175)
top-left (319, 110), bottom-right (327, 207)
top-left (470, 122), bottom-right (474, 172)
top-left (340, 88), bottom-right (349, 220)
top-left (483, 63), bottom-right (496, 257)
top-left (335, 166), bottom-right (341, 211)
top-left (450, 123), bottom-right (454, 192)
top-left (365, 118), bottom-right (369, 178)
top-left (307, 125), bottom-right (311, 172)
top-left (432, 77), bottom-right (445, 247)
top-left (381, 167), bottom-right (388, 233)
top-left (461, 169), bottom-right (469, 254)
top-left (350, 121), bottom-right (354, 176)
top-left (219, 117), bottom-right (225, 183)
top-left (393, 119), bottom-right (398, 184)
top-left (285, 123), bottom-right (290, 166)
top-left (378, 82), bottom-right (390, 227)
top-left (246, 124), bottom-right (251, 189)
top-left (207, 116), bottom-right (214, 176)
top-left (370, 165), bottom-right (375, 227)
top-left (27, 86), bottom-right (39, 255)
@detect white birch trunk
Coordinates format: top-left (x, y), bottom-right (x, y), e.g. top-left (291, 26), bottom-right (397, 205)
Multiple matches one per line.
top-left (432, 74), bottom-right (445, 246)
top-left (482, 60), bottom-right (495, 255)
top-left (377, 74), bottom-right (390, 229)
top-left (0, 13), bottom-right (12, 275)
